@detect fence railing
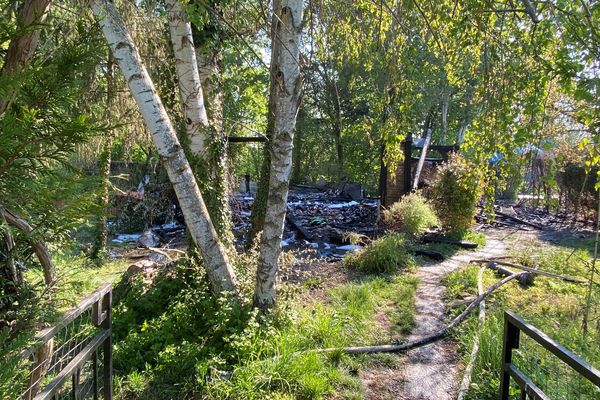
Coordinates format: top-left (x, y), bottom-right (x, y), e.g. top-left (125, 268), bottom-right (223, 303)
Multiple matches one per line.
top-left (17, 283), bottom-right (113, 400)
top-left (500, 310), bottom-right (600, 399)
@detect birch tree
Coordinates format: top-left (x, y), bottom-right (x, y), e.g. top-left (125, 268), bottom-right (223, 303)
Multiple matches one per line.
top-left (165, 0), bottom-right (232, 241)
top-left (254, 0), bottom-right (303, 310)
top-left (165, 0), bottom-right (209, 155)
top-left (89, 0), bottom-right (238, 295)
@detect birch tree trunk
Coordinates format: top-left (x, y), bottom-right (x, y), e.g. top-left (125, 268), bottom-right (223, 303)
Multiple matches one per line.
top-left (165, 0), bottom-right (209, 155)
top-left (165, 0), bottom-right (232, 241)
top-left (197, 51), bottom-right (233, 243)
top-left (441, 92), bottom-right (449, 144)
top-left (247, 1), bottom-right (282, 249)
top-left (254, 0), bottom-right (303, 310)
top-left (0, 0), bottom-right (52, 117)
top-left (89, 0), bottom-right (237, 295)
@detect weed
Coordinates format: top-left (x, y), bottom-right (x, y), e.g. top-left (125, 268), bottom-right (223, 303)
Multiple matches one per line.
top-left (344, 233), bottom-right (415, 274)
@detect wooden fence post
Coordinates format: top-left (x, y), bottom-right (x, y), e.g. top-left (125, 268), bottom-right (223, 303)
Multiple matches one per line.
top-left (499, 312), bottom-right (520, 399)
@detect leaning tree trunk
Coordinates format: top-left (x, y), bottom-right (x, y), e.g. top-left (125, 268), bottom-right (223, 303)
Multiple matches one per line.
top-left (89, 0), bottom-right (237, 295)
top-left (0, 206), bottom-right (54, 287)
top-left (253, 0), bottom-right (303, 311)
top-left (0, 0), bottom-right (52, 117)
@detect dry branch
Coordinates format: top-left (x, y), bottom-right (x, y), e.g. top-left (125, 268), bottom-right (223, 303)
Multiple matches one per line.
top-left (495, 210), bottom-right (543, 230)
top-left (457, 266), bottom-right (486, 400)
top-left (0, 205), bottom-right (54, 286)
top-left (312, 271), bottom-right (527, 355)
top-left (470, 259), bottom-right (587, 285)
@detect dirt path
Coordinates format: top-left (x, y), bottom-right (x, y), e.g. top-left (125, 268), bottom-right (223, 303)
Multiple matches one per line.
top-left (398, 235), bottom-right (508, 400)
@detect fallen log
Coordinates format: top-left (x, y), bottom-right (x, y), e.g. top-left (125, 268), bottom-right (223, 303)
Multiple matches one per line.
top-left (487, 262), bottom-right (534, 286)
top-left (312, 271), bottom-right (527, 355)
top-left (470, 259), bottom-right (587, 285)
top-left (422, 235), bottom-right (478, 249)
top-left (447, 296), bottom-right (476, 310)
top-left (495, 210), bottom-right (544, 230)
top-left (414, 248), bottom-right (445, 261)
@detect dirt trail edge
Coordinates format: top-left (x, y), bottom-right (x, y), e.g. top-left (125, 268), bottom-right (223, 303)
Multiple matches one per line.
top-left (399, 235), bottom-right (507, 400)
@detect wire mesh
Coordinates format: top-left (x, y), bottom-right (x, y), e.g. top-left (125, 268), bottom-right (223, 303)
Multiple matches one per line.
top-left (510, 334), bottom-right (600, 399)
top-left (15, 291), bottom-right (110, 400)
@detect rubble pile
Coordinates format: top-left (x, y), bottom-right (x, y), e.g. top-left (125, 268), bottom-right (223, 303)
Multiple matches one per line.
top-left (231, 186), bottom-right (380, 258)
top-left (477, 200), bottom-right (595, 233)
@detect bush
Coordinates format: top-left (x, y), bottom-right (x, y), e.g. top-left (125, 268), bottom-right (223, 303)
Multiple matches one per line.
top-left (344, 233), bottom-right (414, 274)
top-left (430, 154), bottom-right (483, 232)
top-left (382, 191), bottom-right (438, 238)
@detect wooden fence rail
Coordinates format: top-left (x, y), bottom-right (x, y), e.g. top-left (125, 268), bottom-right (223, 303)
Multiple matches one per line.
top-left (500, 310), bottom-right (600, 399)
top-left (17, 283), bottom-right (112, 400)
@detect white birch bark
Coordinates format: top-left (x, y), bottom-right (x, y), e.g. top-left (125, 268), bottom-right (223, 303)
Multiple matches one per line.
top-left (89, 0), bottom-right (237, 295)
top-left (165, 0), bottom-right (208, 156)
top-left (254, 0), bottom-right (303, 310)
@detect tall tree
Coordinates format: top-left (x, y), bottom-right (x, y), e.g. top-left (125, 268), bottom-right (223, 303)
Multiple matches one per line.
top-left (89, 0), bottom-right (238, 295)
top-left (166, 0), bottom-right (232, 242)
top-left (91, 49), bottom-right (115, 260)
top-left (0, 0), bottom-right (52, 117)
top-left (253, 0), bottom-right (303, 310)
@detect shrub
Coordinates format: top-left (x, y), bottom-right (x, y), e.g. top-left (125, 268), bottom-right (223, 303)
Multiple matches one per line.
top-left (382, 191), bottom-right (438, 238)
top-left (430, 154), bottom-right (483, 232)
top-left (344, 233), bottom-right (414, 274)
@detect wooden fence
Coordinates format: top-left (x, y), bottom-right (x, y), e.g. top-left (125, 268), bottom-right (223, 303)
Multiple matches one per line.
top-left (17, 283), bottom-right (112, 400)
top-left (500, 310), bottom-right (600, 399)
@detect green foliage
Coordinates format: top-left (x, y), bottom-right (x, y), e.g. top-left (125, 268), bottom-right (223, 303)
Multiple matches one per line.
top-left (444, 244), bottom-right (600, 400)
top-left (430, 154), bottom-right (483, 232)
top-left (345, 233), bottom-right (414, 274)
top-left (382, 191), bottom-right (439, 238)
top-left (111, 254), bottom-right (417, 399)
top-left (0, 330), bottom-right (33, 400)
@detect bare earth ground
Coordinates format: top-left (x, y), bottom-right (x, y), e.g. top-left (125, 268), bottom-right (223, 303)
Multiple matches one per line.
top-left (360, 234), bottom-right (508, 400)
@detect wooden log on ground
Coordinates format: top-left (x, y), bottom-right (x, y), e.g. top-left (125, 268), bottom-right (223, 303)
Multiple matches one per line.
top-left (486, 262), bottom-right (534, 286)
top-left (285, 212), bottom-right (313, 242)
top-left (470, 259), bottom-right (587, 285)
top-left (422, 235), bottom-right (478, 249)
top-left (457, 266), bottom-right (486, 400)
top-left (415, 248), bottom-right (445, 261)
top-left (495, 210), bottom-right (544, 230)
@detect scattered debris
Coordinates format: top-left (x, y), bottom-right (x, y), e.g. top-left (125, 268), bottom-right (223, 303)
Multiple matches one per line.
top-left (231, 186), bottom-right (379, 259)
top-left (112, 233), bottom-right (142, 244)
top-left (422, 235), bottom-right (478, 249)
top-left (138, 230), bottom-right (161, 248)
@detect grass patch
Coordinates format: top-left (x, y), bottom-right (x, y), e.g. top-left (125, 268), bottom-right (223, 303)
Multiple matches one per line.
top-left (344, 233), bottom-right (415, 274)
top-left (443, 244), bottom-right (600, 399)
top-left (110, 258), bottom-right (418, 399)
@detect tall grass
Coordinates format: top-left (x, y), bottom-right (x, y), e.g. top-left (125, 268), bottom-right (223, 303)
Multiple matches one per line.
top-left (444, 246), bottom-right (600, 399)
